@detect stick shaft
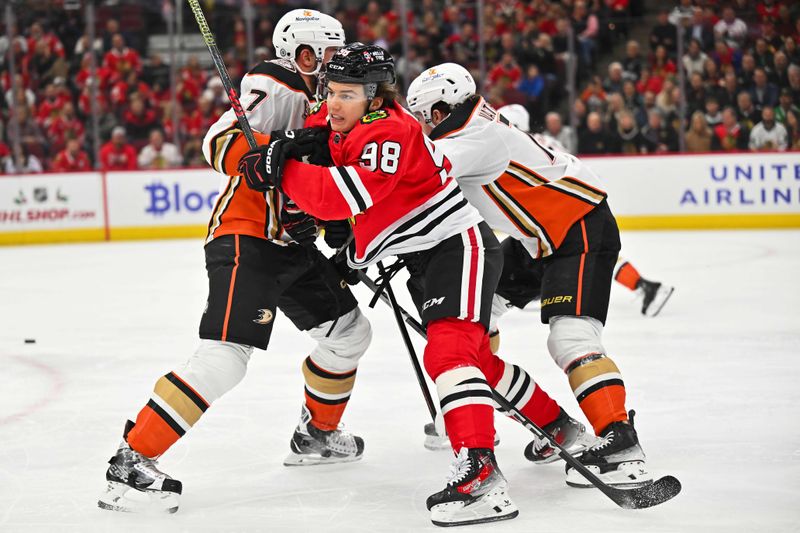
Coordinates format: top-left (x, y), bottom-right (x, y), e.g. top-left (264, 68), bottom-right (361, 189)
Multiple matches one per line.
top-left (186, 0), bottom-right (258, 149)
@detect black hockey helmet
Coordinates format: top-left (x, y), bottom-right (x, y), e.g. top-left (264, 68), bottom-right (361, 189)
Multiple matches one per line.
top-left (323, 42), bottom-right (396, 93)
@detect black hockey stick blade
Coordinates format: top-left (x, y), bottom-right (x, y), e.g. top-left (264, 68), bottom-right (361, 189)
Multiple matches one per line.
top-left (495, 391), bottom-right (681, 509)
top-left (608, 475), bottom-right (682, 510)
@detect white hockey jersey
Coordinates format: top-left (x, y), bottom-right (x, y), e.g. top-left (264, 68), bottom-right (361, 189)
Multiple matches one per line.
top-left (429, 96), bottom-right (608, 258)
top-left (201, 59), bottom-right (314, 244)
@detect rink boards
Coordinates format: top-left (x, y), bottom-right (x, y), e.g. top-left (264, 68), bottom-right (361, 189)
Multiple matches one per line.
top-left (1, 152), bottom-right (798, 245)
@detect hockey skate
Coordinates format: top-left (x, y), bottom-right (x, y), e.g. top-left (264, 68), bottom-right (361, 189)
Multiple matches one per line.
top-left (427, 448), bottom-right (518, 527)
top-left (565, 412), bottom-right (652, 488)
top-left (637, 278), bottom-right (674, 317)
top-left (283, 405), bottom-right (364, 466)
top-left (523, 408), bottom-right (597, 464)
top-left (97, 421), bottom-right (182, 514)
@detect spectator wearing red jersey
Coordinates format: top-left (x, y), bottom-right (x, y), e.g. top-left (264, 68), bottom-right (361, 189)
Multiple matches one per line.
top-left (47, 102), bottom-right (85, 153)
top-left (74, 52), bottom-right (112, 92)
top-left (636, 66), bottom-right (663, 95)
top-left (36, 82), bottom-right (70, 127)
top-left (488, 52), bottom-right (522, 87)
top-left (103, 33), bottom-right (142, 80)
top-left (52, 138), bottom-right (91, 172)
top-left (110, 70), bottom-right (152, 110)
top-left (712, 107), bottom-right (749, 151)
top-left (122, 95), bottom-right (159, 146)
top-left (650, 45), bottom-right (676, 79)
top-left (26, 22), bottom-right (65, 60)
top-left (99, 126), bottom-right (137, 171)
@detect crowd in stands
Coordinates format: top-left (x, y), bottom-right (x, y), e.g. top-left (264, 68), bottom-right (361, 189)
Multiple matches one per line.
top-left (0, 0), bottom-right (797, 174)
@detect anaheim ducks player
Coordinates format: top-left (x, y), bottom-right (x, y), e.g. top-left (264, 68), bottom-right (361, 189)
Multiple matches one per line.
top-left (98, 10), bottom-right (370, 514)
top-left (407, 63), bottom-right (654, 489)
top-left (498, 104), bottom-right (675, 318)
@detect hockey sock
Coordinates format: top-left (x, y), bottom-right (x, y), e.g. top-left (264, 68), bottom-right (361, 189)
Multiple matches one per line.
top-left (425, 318), bottom-right (496, 450)
top-left (613, 260), bottom-right (641, 291)
top-left (127, 371), bottom-right (210, 458)
top-left (476, 337), bottom-right (561, 427)
top-left (566, 353), bottom-right (628, 435)
top-left (302, 356), bottom-right (357, 431)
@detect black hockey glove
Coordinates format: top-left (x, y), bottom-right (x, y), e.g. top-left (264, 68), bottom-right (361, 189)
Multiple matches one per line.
top-left (281, 200), bottom-right (319, 247)
top-left (330, 249), bottom-right (360, 286)
top-left (323, 219), bottom-right (352, 250)
top-left (238, 127), bottom-right (329, 192)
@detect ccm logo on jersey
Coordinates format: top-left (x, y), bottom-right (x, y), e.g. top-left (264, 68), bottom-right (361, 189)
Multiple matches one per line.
top-left (423, 296), bottom-right (446, 310)
top-left (253, 309), bottom-right (274, 324)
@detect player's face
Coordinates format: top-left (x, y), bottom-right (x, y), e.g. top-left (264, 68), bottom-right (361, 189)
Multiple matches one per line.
top-left (327, 81), bottom-right (369, 132)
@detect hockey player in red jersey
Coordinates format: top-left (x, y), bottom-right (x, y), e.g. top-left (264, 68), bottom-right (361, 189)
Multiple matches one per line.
top-left (407, 63), bottom-right (655, 489)
top-left (236, 43), bottom-right (597, 527)
top-left (98, 10), bottom-right (370, 514)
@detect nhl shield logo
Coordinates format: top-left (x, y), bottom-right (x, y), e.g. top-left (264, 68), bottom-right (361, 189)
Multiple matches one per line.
top-left (33, 187), bottom-right (48, 203)
top-left (253, 309), bottom-right (274, 325)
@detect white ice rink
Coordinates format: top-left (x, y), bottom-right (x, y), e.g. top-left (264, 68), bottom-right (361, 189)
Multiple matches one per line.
top-left (1, 230), bottom-right (799, 532)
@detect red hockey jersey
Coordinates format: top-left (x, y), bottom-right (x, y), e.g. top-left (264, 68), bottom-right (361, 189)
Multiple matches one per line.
top-left (281, 101), bottom-right (481, 267)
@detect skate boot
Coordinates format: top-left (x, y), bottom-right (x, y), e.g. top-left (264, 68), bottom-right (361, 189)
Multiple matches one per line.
top-left (523, 408), bottom-right (597, 464)
top-left (98, 420), bottom-right (182, 513)
top-left (283, 405), bottom-right (364, 466)
top-left (565, 411), bottom-right (652, 488)
top-left (427, 448), bottom-right (518, 527)
top-left (637, 278), bottom-right (674, 317)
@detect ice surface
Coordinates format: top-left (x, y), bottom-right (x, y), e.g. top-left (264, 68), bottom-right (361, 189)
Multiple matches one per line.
top-left (1, 230), bottom-right (799, 532)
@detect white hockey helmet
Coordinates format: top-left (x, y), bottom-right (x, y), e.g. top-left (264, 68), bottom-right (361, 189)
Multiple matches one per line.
top-left (407, 63), bottom-right (476, 123)
top-left (498, 104), bottom-right (530, 132)
top-left (273, 9), bottom-right (345, 66)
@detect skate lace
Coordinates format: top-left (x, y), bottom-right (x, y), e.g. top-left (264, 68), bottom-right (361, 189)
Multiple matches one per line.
top-left (325, 427), bottom-right (358, 455)
top-left (446, 448), bottom-right (472, 486)
top-left (589, 430), bottom-right (614, 452)
top-left (126, 448), bottom-right (166, 480)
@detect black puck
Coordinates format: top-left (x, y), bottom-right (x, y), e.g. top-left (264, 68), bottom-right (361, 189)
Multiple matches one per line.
top-left (24, 339), bottom-right (36, 344)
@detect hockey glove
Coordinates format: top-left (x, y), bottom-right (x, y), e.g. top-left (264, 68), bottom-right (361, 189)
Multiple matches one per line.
top-left (281, 199), bottom-right (319, 247)
top-left (330, 249), bottom-right (360, 286)
top-left (323, 219), bottom-right (352, 250)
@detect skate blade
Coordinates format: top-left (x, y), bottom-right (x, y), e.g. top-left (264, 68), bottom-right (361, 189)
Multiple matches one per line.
top-left (645, 286), bottom-right (674, 317)
top-left (98, 481), bottom-right (179, 514)
top-left (430, 486), bottom-right (519, 527)
top-left (283, 452), bottom-right (363, 467)
top-left (565, 461), bottom-right (654, 489)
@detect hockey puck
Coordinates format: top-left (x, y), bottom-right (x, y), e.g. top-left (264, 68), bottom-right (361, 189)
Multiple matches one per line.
top-left (24, 339), bottom-right (36, 344)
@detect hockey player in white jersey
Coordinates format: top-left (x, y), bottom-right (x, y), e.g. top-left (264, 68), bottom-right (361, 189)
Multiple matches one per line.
top-left (98, 10), bottom-right (369, 514)
top-left (407, 63), bottom-right (654, 489)
top-left (498, 103), bottom-right (674, 318)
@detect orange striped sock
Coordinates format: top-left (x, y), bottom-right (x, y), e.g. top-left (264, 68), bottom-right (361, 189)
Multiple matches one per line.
top-left (614, 261), bottom-right (641, 291)
top-left (302, 356), bottom-right (357, 431)
top-left (566, 354), bottom-right (628, 435)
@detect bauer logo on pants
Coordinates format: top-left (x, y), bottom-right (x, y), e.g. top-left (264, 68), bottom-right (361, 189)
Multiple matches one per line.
top-left (253, 309), bottom-right (274, 324)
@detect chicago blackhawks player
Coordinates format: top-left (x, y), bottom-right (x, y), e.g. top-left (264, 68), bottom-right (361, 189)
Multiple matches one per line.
top-left (236, 43), bottom-right (595, 527)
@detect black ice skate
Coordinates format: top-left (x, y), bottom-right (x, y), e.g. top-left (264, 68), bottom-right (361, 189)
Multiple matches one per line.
top-left (427, 448), bottom-right (518, 527)
top-left (637, 278), bottom-right (674, 317)
top-left (283, 405), bottom-right (364, 466)
top-left (97, 420), bottom-right (182, 513)
top-left (523, 408), bottom-right (597, 464)
top-left (566, 411), bottom-right (652, 488)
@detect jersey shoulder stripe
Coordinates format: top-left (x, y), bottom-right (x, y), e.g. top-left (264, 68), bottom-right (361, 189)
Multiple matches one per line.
top-left (249, 60), bottom-right (313, 98)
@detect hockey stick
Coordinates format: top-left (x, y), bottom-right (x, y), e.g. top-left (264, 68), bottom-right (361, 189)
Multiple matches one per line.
top-left (187, 0), bottom-right (258, 150)
top-left (368, 263), bottom-right (437, 422)
top-left (359, 270), bottom-right (681, 509)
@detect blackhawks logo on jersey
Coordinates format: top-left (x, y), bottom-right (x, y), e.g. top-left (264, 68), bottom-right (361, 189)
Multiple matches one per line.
top-left (360, 109), bottom-right (389, 124)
